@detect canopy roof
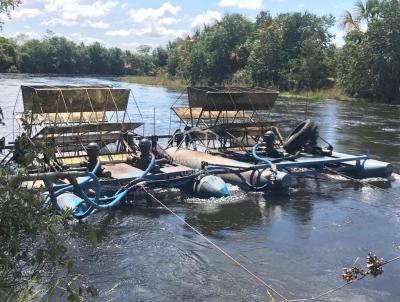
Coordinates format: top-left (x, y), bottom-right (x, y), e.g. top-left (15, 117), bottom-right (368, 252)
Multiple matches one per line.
top-left (187, 86), bottom-right (279, 111)
top-left (21, 85), bottom-right (130, 114)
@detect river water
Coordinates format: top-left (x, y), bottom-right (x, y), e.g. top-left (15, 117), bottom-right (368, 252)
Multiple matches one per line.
top-left (1, 74), bottom-right (400, 301)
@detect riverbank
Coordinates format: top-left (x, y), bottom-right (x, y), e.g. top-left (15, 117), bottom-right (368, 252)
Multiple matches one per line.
top-left (280, 87), bottom-right (354, 101)
top-left (119, 75), bottom-right (353, 101)
top-left (120, 75), bottom-right (187, 92)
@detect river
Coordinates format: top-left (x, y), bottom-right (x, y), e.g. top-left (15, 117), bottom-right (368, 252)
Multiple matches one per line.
top-left (1, 74), bottom-right (400, 301)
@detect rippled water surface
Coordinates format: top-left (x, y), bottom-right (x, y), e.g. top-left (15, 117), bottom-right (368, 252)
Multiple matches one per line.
top-left (1, 74), bottom-right (400, 301)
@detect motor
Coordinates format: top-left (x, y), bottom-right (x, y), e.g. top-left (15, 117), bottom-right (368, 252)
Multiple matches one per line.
top-left (137, 138), bottom-right (159, 173)
top-left (81, 142), bottom-right (111, 177)
top-left (262, 131), bottom-right (284, 158)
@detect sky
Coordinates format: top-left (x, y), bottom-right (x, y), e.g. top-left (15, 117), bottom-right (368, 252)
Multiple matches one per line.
top-left (0, 0), bottom-right (350, 51)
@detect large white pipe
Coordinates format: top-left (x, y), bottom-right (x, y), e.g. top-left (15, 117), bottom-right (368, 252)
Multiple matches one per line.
top-left (166, 148), bottom-right (291, 190)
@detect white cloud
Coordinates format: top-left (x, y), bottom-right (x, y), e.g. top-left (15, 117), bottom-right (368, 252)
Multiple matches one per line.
top-left (105, 29), bottom-right (131, 37)
top-left (13, 31), bottom-right (41, 44)
top-left (70, 32), bottom-right (107, 45)
top-left (122, 2), bottom-right (184, 38)
top-left (41, 0), bottom-right (118, 29)
top-left (106, 27), bottom-right (186, 38)
top-left (137, 26), bottom-right (186, 38)
top-left (360, 23), bottom-right (368, 32)
top-left (191, 11), bottom-right (221, 29)
top-left (332, 30), bottom-right (345, 47)
top-left (118, 41), bottom-right (140, 51)
top-left (129, 2), bottom-right (181, 23)
top-left (10, 8), bottom-right (42, 19)
top-left (218, 0), bottom-right (262, 10)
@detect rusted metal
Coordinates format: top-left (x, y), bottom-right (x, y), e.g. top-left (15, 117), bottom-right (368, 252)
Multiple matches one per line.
top-left (21, 85), bottom-right (130, 113)
top-left (187, 86), bottom-right (279, 111)
top-left (165, 147), bottom-right (291, 189)
top-left (35, 122), bottom-right (142, 136)
top-left (102, 163), bottom-right (146, 180)
top-left (172, 107), bottom-right (250, 121)
top-left (20, 112), bottom-right (108, 125)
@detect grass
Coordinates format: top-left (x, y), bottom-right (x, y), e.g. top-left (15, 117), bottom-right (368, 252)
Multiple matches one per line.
top-left (280, 87), bottom-right (355, 101)
top-left (120, 75), bottom-right (354, 102)
top-left (119, 74), bottom-right (187, 92)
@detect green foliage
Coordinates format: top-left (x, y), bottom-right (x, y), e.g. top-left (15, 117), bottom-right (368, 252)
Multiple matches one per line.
top-left (180, 14), bottom-right (253, 84)
top-left (247, 12), bottom-right (335, 90)
top-left (2, 0), bottom-right (399, 102)
top-left (163, 12), bottom-right (334, 91)
top-left (355, 0), bottom-right (383, 21)
top-left (337, 0), bottom-right (400, 102)
top-left (152, 47), bottom-right (168, 68)
top-left (0, 36), bottom-right (19, 72)
top-left (0, 0), bottom-right (21, 28)
top-left (0, 35), bottom-right (161, 75)
top-left (0, 175), bottom-right (64, 299)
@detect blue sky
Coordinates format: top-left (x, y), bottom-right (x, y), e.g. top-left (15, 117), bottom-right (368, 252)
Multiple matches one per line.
top-left (0, 0), bottom-right (350, 50)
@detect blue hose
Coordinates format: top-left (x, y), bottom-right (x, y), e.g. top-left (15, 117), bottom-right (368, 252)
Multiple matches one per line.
top-left (73, 154), bottom-right (156, 215)
top-left (252, 143), bottom-right (273, 167)
top-left (54, 154), bottom-right (157, 218)
top-left (141, 153), bottom-right (155, 178)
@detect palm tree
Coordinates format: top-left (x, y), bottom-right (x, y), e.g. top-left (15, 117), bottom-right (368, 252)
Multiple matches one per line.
top-left (339, 0), bottom-right (383, 32)
top-left (354, 0), bottom-right (382, 22)
top-left (339, 10), bottom-right (360, 32)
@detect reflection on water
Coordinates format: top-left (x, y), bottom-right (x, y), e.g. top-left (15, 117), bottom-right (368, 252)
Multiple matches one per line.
top-left (1, 74), bottom-right (400, 301)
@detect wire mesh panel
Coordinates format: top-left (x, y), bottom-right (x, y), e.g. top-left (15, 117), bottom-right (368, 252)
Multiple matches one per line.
top-left (21, 86), bottom-right (130, 113)
top-left (187, 86), bottom-right (279, 111)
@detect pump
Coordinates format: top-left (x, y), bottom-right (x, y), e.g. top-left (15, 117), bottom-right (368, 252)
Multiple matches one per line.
top-left (86, 142), bottom-right (101, 175)
top-left (138, 139), bottom-right (159, 172)
top-left (263, 131), bottom-right (284, 158)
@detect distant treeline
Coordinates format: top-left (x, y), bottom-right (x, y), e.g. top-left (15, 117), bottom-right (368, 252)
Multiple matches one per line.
top-left (0, 0), bottom-right (399, 102)
top-left (0, 36), bottom-right (166, 76)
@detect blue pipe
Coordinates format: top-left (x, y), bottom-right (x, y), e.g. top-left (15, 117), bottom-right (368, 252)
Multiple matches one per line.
top-left (73, 155), bottom-right (156, 214)
top-left (43, 160), bottom-right (102, 211)
top-left (52, 160), bottom-right (101, 191)
top-left (252, 143), bottom-right (273, 167)
top-left (71, 154), bottom-right (156, 218)
top-left (141, 153), bottom-right (155, 178)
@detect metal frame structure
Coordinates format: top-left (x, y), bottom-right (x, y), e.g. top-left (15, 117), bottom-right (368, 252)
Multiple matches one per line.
top-left (167, 87), bottom-right (392, 180)
top-left (13, 85), bottom-right (143, 164)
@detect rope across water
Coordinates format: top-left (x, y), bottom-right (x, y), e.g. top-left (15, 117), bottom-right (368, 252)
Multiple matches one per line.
top-left (141, 186), bottom-right (400, 302)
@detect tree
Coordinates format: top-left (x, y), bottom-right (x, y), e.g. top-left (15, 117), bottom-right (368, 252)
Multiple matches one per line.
top-left (181, 14), bottom-right (253, 84)
top-left (152, 47), bottom-right (168, 68)
top-left (339, 10), bottom-right (360, 32)
top-left (338, 0), bottom-right (400, 102)
top-left (87, 42), bottom-right (110, 74)
top-left (0, 0), bottom-right (21, 29)
top-left (339, 0), bottom-right (383, 32)
top-left (108, 47), bottom-right (125, 75)
top-left (0, 37), bottom-right (19, 72)
top-left (355, 0), bottom-right (382, 21)
top-left (246, 11), bottom-right (334, 90)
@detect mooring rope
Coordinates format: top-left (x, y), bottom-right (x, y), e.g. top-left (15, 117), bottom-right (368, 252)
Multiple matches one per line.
top-left (288, 255), bottom-right (400, 302)
top-left (141, 185), bottom-right (400, 302)
top-left (140, 187), bottom-right (290, 302)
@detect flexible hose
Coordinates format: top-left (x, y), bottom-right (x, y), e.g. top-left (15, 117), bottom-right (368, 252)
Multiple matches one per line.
top-left (72, 154), bottom-right (156, 218)
top-left (252, 143), bottom-right (273, 167)
top-left (43, 160), bottom-right (102, 211)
